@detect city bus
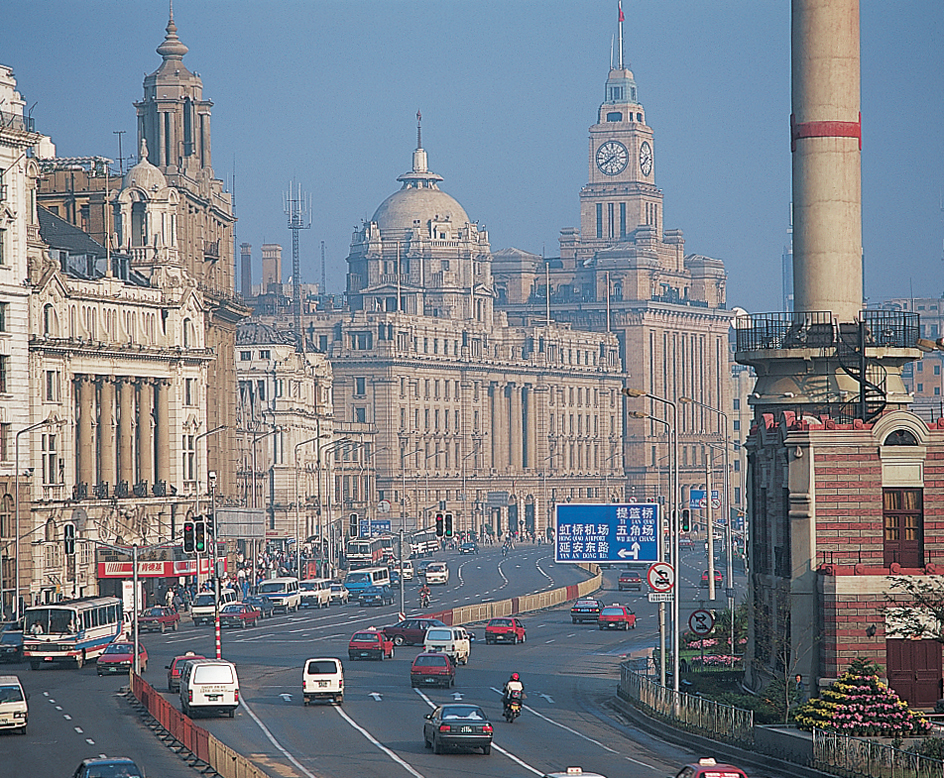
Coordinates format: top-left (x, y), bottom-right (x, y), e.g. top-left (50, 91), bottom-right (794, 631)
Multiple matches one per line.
top-left (23, 596), bottom-right (124, 670)
top-left (346, 536), bottom-right (385, 569)
top-left (410, 529), bottom-right (439, 558)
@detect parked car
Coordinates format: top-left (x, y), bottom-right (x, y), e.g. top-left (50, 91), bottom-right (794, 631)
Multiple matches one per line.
top-left (484, 617), bottom-right (526, 644)
top-left (359, 585), bottom-right (395, 607)
top-left (618, 570), bottom-right (643, 591)
top-left (423, 703), bottom-right (493, 754)
top-left (97, 641), bottom-right (148, 675)
top-left (328, 583), bottom-right (349, 605)
top-left (571, 598), bottom-right (605, 624)
top-left (244, 595), bottom-right (276, 619)
top-left (669, 757), bottom-right (748, 778)
top-left (383, 618), bottom-right (447, 646)
top-left (700, 569), bottom-right (724, 588)
top-left (219, 602), bottom-right (261, 628)
top-left (598, 605), bottom-right (636, 630)
top-left (72, 758), bottom-right (145, 778)
top-left (0, 630), bottom-right (23, 663)
top-left (137, 605), bottom-right (180, 633)
top-left (166, 652), bottom-right (206, 692)
top-left (348, 629), bottom-right (394, 660)
top-left (410, 651), bottom-right (455, 688)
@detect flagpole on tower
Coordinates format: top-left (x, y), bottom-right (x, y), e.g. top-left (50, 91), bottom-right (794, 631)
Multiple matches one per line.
top-left (618, 1), bottom-right (624, 70)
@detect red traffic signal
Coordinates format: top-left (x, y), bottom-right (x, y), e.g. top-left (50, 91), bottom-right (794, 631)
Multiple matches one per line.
top-left (435, 512), bottom-right (445, 537)
top-left (183, 521), bottom-right (195, 553)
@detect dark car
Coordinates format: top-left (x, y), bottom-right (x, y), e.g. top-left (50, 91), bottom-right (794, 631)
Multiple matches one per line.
top-left (424, 703), bottom-right (493, 755)
top-left (416, 560), bottom-right (434, 578)
top-left (0, 630), bottom-right (23, 662)
top-left (458, 542), bottom-right (479, 555)
top-left (410, 651), bottom-right (455, 688)
top-left (359, 585), bottom-right (395, 607)
top-left (244, 595), bottom-right (276, 619)
top-left (618, 570), bottom-right (643, 591)
top-left (484, 617), bottom-right (526, 644)
top-left (219, 602), bottom-right (261, 628)
top-left (571, 598), bottom-right (605, 624)
top-left (137, 606), bottom-right (180, 633)
top-left (383, 618), bottom-right (447, 646)
top-left (97, 641), bottom-right (148, 675)
top-left (166, 652), bottom-right (206, 692)
top-left (72, 757), bottom-right (145, 778)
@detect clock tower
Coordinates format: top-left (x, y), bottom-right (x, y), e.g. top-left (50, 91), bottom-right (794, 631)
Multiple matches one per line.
top-left (564, 62), bottom-right (663, 266)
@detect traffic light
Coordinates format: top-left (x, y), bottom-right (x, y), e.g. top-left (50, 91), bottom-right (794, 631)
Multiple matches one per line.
top-left (63, 523), bottom-right (75, 556)
top-left (205, 512), bottom-right (214, 538)
top-left (435, 512), bottom-right (445, 537)
top-left (194, 521), bottom-right (207, 553)
top-left (681, 509), bottom-right (691, 533)
top-left (183, 521), bottom-right (195, 553)
top-left (444, 513), bottom-right (454, 538)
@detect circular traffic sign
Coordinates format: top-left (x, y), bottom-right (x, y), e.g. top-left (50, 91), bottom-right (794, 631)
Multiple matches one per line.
top-left (378, 499), bottom-right (391, 514)
top-left (697, 497), bottom-right (707, 509)
top-left (710, 497), bottom-right (722, 510)
top-left (688, 609), bottom-right (715, 635)
top-left (647, 562), bottom-right (675, 592)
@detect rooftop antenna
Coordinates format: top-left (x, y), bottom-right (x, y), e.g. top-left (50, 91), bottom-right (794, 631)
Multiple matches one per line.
top-left (618, 0), bottom-right (625, 70)
top-left (320, 240), bottom-right (326, 298)
top-left (416, 109), bottom-right (422, 149)
top-left (610, 35), bottom-right (614, 70)
top-left (284, 180), bottom-right (311, 352)
top-left (113, 130), bottom-right (126, 175)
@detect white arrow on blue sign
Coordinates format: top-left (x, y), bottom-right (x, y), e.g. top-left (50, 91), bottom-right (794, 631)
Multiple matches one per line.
top-left (554, 503), bottom-right (660, 565)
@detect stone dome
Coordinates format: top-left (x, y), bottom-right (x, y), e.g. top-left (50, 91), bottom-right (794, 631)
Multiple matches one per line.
top-left (123, 139), bottom-right (166, 192)
top-left (371, 145), bottom-right (469, 231)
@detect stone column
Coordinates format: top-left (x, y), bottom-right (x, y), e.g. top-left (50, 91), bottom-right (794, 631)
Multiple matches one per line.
top-left (117, 378), bottom-right (135, 488)
top-left (524, 384), bottom-right (537, 471)
top-left (97, 378), bottom-right (116, 490)
top-left (136, 379), bottom-right (154, 488)
top-left (76, 376), bottom-right (96, 487)
top-left (154, 379), bottom-right (171, 488)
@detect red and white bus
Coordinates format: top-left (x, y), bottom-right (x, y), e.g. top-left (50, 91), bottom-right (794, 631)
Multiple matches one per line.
top-left (23, 596), bottom-right (124, 670)
top-left (346, 537), bottom-right (385, 569)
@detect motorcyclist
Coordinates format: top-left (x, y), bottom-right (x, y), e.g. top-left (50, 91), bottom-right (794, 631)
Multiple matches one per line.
top-left (502, 672), bottom-right (524, 707)
top-left (419, 582), bottom-right (431, 606)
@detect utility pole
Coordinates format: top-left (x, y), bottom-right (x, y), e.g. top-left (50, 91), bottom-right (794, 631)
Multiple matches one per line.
top-left (284, 182), bottom-right (311, 352)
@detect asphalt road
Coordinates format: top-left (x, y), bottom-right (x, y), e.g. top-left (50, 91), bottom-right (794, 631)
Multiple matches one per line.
top-left (0, 542), bottom-right (789, 778)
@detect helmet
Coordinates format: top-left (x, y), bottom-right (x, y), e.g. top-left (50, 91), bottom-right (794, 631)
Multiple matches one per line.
top-left (510, 672), bottom-right (519, 681)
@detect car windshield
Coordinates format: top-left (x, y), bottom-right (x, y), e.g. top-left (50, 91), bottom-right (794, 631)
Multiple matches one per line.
top-left (413, 655), bottom-right (447, 667)
top-left (330, 585), bottom-right (343, 592)
top-left (426, 629), bottom-right (452, 641)
top-left (427, 564), bottom-right (445, 572)
top-left (81, 761), bottom-right (143, 778)
top-left (300, 582), bottom-right (317, 591)
top-left (306, 660), bottom-right (339, 674)
top-left (0, 633), bottom-right (21, 645)
top-left (193, 664), bottom-right (234, 684)
top-left (345, 573), bottom-right (369, 584)
top-left (193, 594), bottom-right (215, 606)
top-left (0, 684), bottom-right (23, 703)
top-left (441, 705), bottom-right (486, 720)
top-left (601, 607), bottom-right (624, 616)
top-left (25, 607), bottom-right (77, 635)
top-left (258, 582), bottom-right (288, 593)
top-left (351, 633), bottom-right (377, 642)
top-left (104, 643), bottom-right (132, 654)
top-left (144, 607), bottom-right (164, 616)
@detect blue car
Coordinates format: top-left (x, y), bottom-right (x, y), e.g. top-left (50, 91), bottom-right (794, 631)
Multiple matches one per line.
top-left (359, 585), bottom-right (395, 607)
top-left (244, 595), bottom-right (277, 619)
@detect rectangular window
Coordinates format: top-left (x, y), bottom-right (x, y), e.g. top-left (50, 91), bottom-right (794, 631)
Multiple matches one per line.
top-left (354, 406), bottom-right (367, 423)
top-left (257, 379), bottom-right (266, 401)
top-left (918, 383), bottom-right (924, 392)
top-left (884, 488), bottom-right (924, 568)
top-left (0, 302), bottom-right (7, 332)
top-left (355, 377), bottom-right (366, 395)
top-left (619, 202), bottom-right (626, 237)
top-left (45, 370), bottom-right (60, 402)
top-left (184, 377), bottom-right (195, 406)
top-left (0, 228), bottom-right (6, 265)
top-left (0, 423), bottom-right (9, 462)
top-left (607, 202), bottom-right (615, 238)
top-left (0, 355), bottom-right (8, 393)
top-left (733, 398), bottom-right (740, 410)
top-left (318, 335), bottom-right (328, 351)
top-left (183, 434), bottom-right (195, 481)
top-left (41, 433), bottom-right (58, 485)
top-left (259, 349), bottom-right (271, 359)
top-left (733, 419), bottom-right (741, 431)
top-left (596, 203), bottom-right (603, 238)
top-left (240, 350), bottom-right (252, 361)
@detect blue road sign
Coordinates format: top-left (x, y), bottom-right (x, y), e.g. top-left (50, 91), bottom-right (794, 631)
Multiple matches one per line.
top-left (370, 519), bottom-right (391, 536)
top-left (554, 503), bottom-right (659, 564)
top-left (689, 490), bottom-right (720, 509)
top-left (359, 519), bottom-right (370, 538)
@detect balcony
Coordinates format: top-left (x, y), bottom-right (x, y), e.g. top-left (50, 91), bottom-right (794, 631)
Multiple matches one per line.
top-left (735, 310), bottom-right (919, 353)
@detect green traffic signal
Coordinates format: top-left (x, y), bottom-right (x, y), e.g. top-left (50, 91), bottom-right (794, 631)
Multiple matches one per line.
top-left (194, 521), bottom-right (206, 553)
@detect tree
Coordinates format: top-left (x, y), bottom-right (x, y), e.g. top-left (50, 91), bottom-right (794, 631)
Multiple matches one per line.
top-left (794, 658), bottom-right (931, 737)
top-left (885, 576), bottom-right (944, 642)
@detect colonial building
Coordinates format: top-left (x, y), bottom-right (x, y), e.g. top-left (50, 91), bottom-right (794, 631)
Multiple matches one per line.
top-left (493, 51), bottom-right (733, 516)
top-left (251, 129), bottom-right (626, 541)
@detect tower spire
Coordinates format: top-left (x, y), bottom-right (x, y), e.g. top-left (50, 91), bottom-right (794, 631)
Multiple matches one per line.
top-left (618, 1), bottom-right (625, 70)
top-left (157, 0), bottom-right (188, 61)
top-left (416, 109), bottom-right (422, 150)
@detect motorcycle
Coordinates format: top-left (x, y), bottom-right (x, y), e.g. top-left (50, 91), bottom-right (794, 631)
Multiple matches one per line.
top-left (420, 591), bottom-right (431, 609)
top-left (503, 689), bottom-right (523, 723)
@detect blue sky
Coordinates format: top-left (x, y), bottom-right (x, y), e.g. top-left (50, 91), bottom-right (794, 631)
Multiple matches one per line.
top-left (2, 1), bottom-right (942, 313)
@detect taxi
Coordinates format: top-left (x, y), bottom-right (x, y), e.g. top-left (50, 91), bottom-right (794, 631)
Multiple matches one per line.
top-left (96, 641), bottom-right (148, 675)
top-left (598, 604), bottom-right (636, 630)
top-left (348, 628), bottom-right (395, 661)
top-left (484, 617), bottom-right (526, 644)
top-left (137, 605), bottom-right (181, 633)
top-left (669, 757), bottom-right (748, 778)
top-left (570, 598), bottom-right (604, 624)
top-left (166, 651), bottom-right (206, 692)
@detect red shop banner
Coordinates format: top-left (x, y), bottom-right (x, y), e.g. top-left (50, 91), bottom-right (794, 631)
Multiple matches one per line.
top-left (97, 556), bottom-right (227, 579)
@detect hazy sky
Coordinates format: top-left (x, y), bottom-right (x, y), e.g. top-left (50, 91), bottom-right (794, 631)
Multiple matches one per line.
top-left (2, 1), bottom-right (942, 313)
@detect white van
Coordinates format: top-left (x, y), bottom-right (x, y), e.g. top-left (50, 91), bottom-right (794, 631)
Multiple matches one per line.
top-left (302, 657), bottom-right (344, 705)
top-left (397, 560), bottom-right (415, 581)
top-left (300, 578), bottom-right (332, 609)
top-left (425, 562), bottom-right (449, 585)
top-left (191, 589), bottom-right (238, 626)
top-left (424, 626), bottom-right (471, 665)
top-left (257, 577), bottom-right (301, 613)
top-left (0, 675), bottom-right (28, 733)
top-left (180, 659), bottom-right (239, 718)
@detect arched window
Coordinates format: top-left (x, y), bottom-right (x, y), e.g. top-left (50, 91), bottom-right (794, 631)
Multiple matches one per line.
top-left (43, 304), bottom-right (58, 337)
top-left (45, 517), bottom-right (58, 543)
top-left (182, 317), bottom-right (191, 348)
top-left (884, 429), bottom-right (918, 446)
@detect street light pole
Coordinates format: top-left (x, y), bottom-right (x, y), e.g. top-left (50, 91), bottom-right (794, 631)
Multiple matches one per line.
top-left (423, 449), bottom-right (443, 530)
top-left (295, 434), bottom-right (330, 582)
top-left (194, 425), bottom-right (226, 590)
top-left (400, 446), bottom-right (422, 615)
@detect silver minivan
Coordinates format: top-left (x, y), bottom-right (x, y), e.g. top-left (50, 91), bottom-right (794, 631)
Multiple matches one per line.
top-left (0, 675), bottom-right (28, 733)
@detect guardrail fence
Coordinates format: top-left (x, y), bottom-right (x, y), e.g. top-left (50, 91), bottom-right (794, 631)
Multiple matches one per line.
top-left (813, 729), bottom-right (944, 778)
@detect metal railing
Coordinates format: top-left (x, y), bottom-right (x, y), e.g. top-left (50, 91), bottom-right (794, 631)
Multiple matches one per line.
top-left (735, 310), bottom-right (920, 353)
top-left (814, 729), bottom-right (944, 778)
top-left (617, 666), bottom-right (754, 748)
top-left (0, 108), bottom-right (34, 132)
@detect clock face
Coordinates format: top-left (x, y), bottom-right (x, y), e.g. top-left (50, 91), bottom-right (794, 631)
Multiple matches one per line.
top-left (639, 141), bottom-right (653, 176)
top-left (596, 140), bottom-right (628, 176)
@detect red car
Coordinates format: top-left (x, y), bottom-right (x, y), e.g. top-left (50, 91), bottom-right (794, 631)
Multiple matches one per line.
top-left (97, 641), bottom-right (148, 675)
top-left (484, 617), bottom-right (526, 644)
top-left (348, 628), bottom-right (395, 660)
top-left (701, 569), bottom-right (724, 588)
top-left (166, 652), bottom-right (206, 692)
top-left (410, 651), bottom-right (455, 688)
top-left (598, 605), bottom-right (637, 630)
top-left (618, 570), bottom-right (643, 591)
top-left (219, 602), bottom-right (261, 628)
top-left (671, 757), bottom-right (748, 778)
top-left (137, 606), bottom-right (180, 633)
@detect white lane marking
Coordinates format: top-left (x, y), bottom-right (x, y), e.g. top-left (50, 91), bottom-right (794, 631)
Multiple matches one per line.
top-left (86, 738), bottom-right (95, 745)
top-left (369, 692), bottom-right (383, 701)
top-left (74, 726), bottom-right (84, 734)
top-left (241, 699), bottom-right (319, 778)
top-left (64, 714), bottom-right (71, 720)
top-left (545, 639), bottom-right (555, 644)
top-left (333, 705), bottom-right (426, 778)
top-left (413, 689), bottom-right (543, 775)
top-left (43, 692), bottom-right (49, 697)
top-left (47, 698), bottom-right (56, 704)
top-left (55, 705), bottom-right (62, 710)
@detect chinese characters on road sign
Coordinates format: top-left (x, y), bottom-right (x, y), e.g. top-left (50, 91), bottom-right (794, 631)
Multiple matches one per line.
top-left (555, 503), bottom-right (659, 564)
